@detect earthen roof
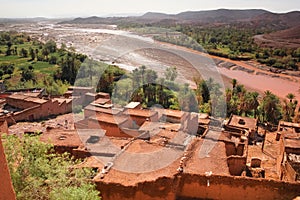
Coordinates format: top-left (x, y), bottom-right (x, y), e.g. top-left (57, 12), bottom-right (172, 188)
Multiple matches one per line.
top-left (126, 109), bottom-right (157, 118)
top-left (284, 138), bottom-right (300, 149)
top-left (163, 109), bottom-right (185, 119)
top-left (124, 102), bottom-right (140, 109)
top-left (279, 121), bottom-right (300, 128)
top-left (68, 86), bottom-right (94, 90)
top-left (40, 129), bottom-right (83, 147)
top-left (85, 105), bottom-right (120, 115)
top-left (93, 98), bottom-right (111, 105)
top-left (90, 114), bottom-right (128, 125)
top-left (227, 115), bottom-right (257, 130)
top-left (8, 94), bottom-right (48, 104)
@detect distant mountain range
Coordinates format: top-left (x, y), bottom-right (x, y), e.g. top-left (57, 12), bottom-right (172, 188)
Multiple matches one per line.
top-left (60, 9), bottom-right (300, 29)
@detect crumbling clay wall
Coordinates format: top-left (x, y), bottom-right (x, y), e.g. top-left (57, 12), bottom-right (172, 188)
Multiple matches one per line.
top-left (0, 136), bottom-right (16, 200)
top-left (227, 156), bottom-right (247, 176)
top-left (6, 97), bottom-right (38, 110)
top-left (96, 173), bottom-right (300, 200)
top-left (96, 177), bottom-right (178, 200)
top-left (178, 174), bottom-right (300, 200)
top-left (225, 142), bottom-right (245, 156)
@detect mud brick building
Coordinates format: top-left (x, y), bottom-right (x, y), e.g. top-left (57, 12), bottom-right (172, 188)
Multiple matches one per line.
top-left (224, 114), bottom-right (258, 140)
top-left (0, 93), bottom-right (72, 125)
top-left (277, 121), bottom-right (300, 182)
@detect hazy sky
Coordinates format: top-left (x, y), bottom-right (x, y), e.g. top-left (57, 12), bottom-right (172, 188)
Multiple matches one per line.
top-left (0, 0), bottom-right (299, 18)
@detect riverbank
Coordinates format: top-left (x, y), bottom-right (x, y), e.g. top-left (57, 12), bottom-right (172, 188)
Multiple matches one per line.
top-left (4, 22), bottom-right (299, 101)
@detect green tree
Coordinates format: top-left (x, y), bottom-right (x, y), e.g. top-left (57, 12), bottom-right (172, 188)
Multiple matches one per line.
top-left (19, 48), bottom-right (28, 58)
top-left (164, 67), bottom-right (178, 81)
top-left (6, 41), bottom-right (12, 56)
top-left (20, 66), bottom-right (35, 82)
top-left (29, 48), bottom-right (35, 61)
top-left (259, 90), bottom-right (282, 124)
top-left (2, 135), bottom-right (100, 200)
top-left (44, 40), bottom-right (57, 53)
top-left (282, 93), bottom-right (298, 122)
top-left (286, 93), bottom-right (295, 103)
top-left (178, 83), bottom-right (198, 112)
top-left (49, 55), bottom-right (58, 64)
top-left (145, 69), bottom-right (158, 104)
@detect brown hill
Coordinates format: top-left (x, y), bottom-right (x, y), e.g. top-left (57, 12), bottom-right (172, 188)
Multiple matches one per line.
top-left (254, 26), bottom-right (300, 49)
top-left (61, 9), bottom-right (271, 25)
top-left (175, 9), bottom-right (269, 23)
top-left (252, 11), bottom-right (300, 29)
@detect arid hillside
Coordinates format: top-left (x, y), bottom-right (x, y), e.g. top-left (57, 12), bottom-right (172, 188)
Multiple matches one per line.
top-left (254, 26), bottom-right (300, 49)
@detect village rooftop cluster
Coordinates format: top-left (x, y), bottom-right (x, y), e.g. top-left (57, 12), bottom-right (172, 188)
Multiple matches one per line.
top-left (0, 86), bottom-right (299, 199)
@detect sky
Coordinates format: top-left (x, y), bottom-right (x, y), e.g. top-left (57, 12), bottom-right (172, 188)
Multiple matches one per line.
top-left (0, 0), bottom-right (299, 18)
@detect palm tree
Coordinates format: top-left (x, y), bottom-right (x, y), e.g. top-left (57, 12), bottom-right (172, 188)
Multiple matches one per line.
top-left (145, 69), bottom-right (158, 104)
top-left (157, 78), bottom-right (165, 105)
top-left (140, 65), bottom-right (146, 93)
top-left (260, 90), bottom-right (281, 124)
top-left (250, 92), bottom-right (259, 118)
top-left (286, 93), bottom-right (295, 103)
top-left (231, 78), bottom-right (237, 90)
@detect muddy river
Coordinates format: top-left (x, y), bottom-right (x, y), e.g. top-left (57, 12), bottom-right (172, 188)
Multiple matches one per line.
top-left (4, 22), bottom-right (300, 101)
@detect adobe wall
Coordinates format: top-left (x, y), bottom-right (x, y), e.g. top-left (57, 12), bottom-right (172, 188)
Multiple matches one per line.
top-left (277, 137), bottom-right (285, 175)
top-left (6, 100), bottom-right (72, 124)
top-left (227, 156), bottom-right (247, 176)
top-left (285, 147), bottom-right (300, 155)
top-left (0, 136), bottom-right (16, 200)
top-left (74, 119), bottom-right (89, 129)
top-left (178, 174), bottom-right (300, 200)
top-left (224, 125), bottom-right (244, 134)
top-left (285, 161), bottom-right (297, 182)
top-left (84, 109), bottom-right (95, 118)
top-left (96, 173), bottom-right (300, 200)
top-left (224, 142), bottom-right (245, 156)
top-left (128, 112), bottom-right (159, 127)
top-left (130, 115), bottom-right (150, 127)
top-left (88, 119), bottom-right (132, 138)
top-left (13, 105), bottom-right (41, 121)
top-left (44, 100), bottom-right (72, 116)
top-left (0, 120), bottom-right (8, 134)
top-left (96, 177), bottom-right (178, 200)
top-left (6, 97), bottom-right (39, 109)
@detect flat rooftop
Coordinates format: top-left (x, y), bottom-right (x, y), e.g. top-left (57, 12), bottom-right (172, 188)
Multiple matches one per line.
top-left (279, 121), bottom-right (300, 128)
top-left (93, 98), bottom-right (111, 105)
top-left (40, 129), bottom-right (83, 148)
top-left (124, 102), bottom-right (140, 109)
top-left (85, 105), bottom-right (121, 115)
top-left (95, 130), bottom-right (191, 185)
top-left (7, 93), bottom-right (48, 104)
top-left (163, 109), bottom-right (186, 119)
top-left (90, 114), bottom-right (128, 125)
top-left (68, 86), bottom-right (94, 90)
top-left (227, 114), bottom-right (257, 131)
top-left (125, 109), bottom-right (157, 118)
top-left (184, 137), bottom-right (230, 176)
